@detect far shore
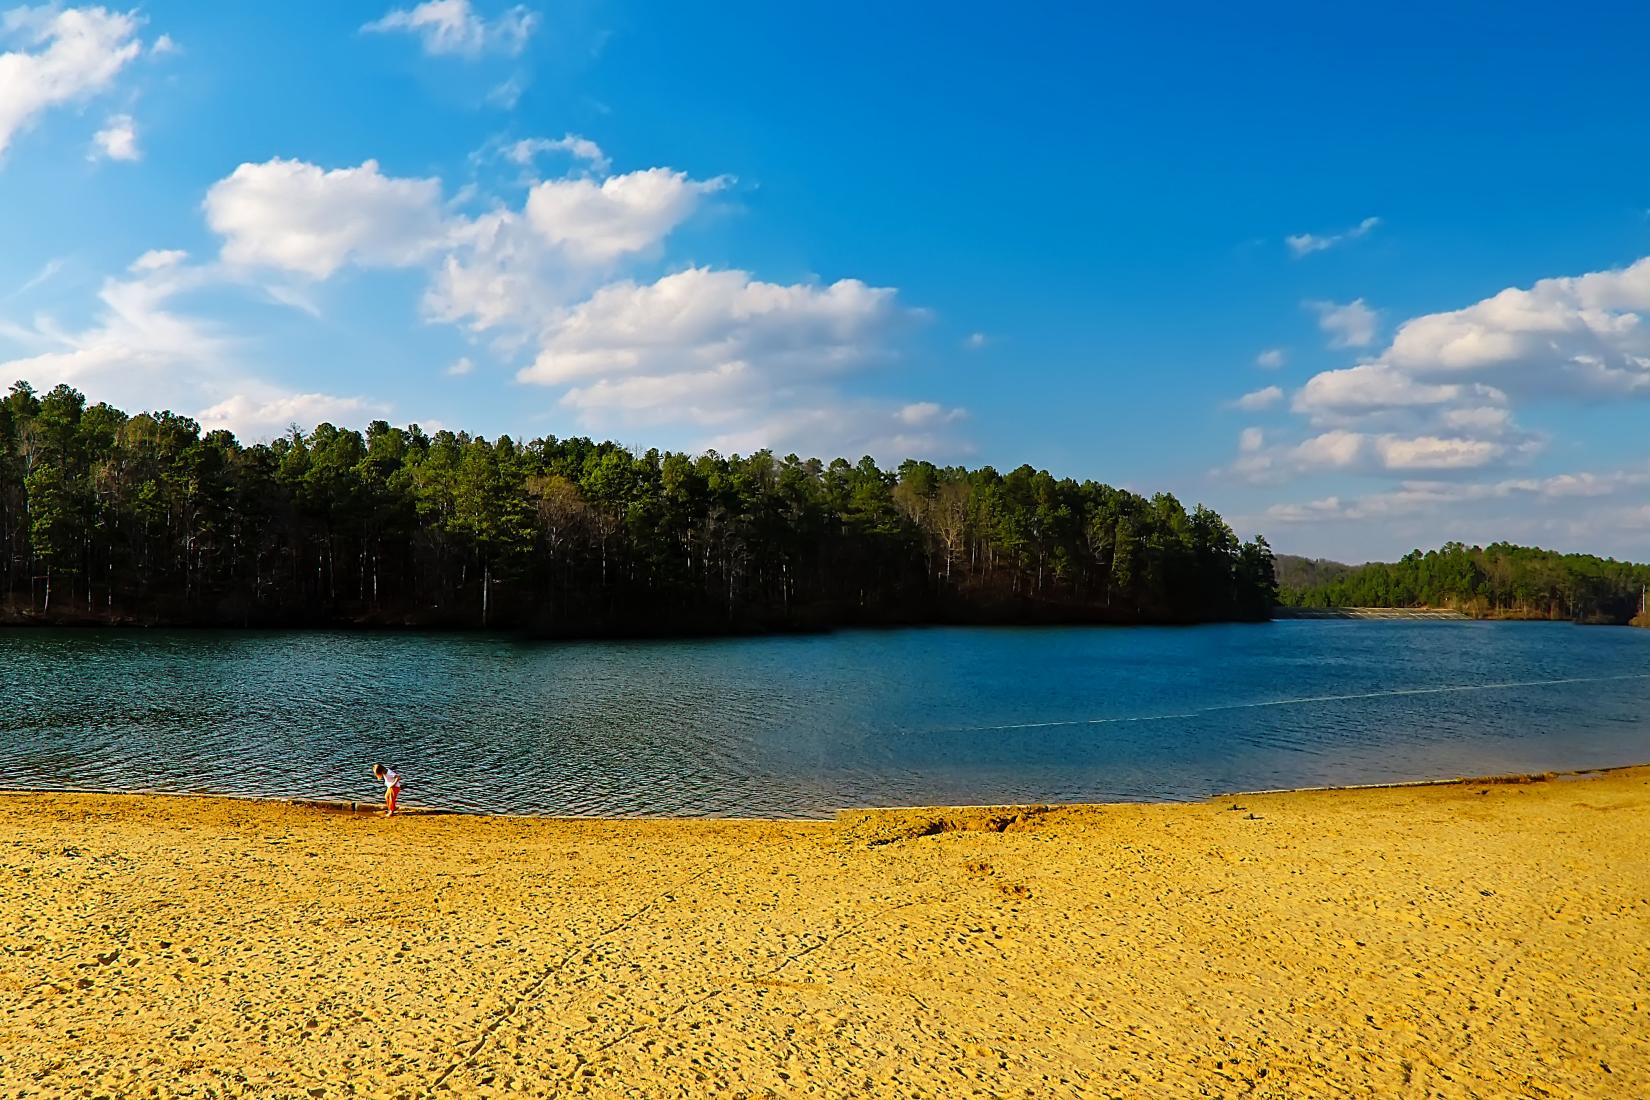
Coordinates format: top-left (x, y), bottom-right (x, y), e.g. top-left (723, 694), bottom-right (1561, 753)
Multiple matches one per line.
top-left (3, 767), bottom-right (1646, 1097)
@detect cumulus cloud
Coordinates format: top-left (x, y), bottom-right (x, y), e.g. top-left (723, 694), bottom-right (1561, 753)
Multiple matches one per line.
top-left (362, 0), bottom-right (537, 58)
top-left (964, 332), bottom-right (987, 350)
top-left (446, 356), bottom-right (475, 376)
top-left (523, 168), bottom-right (729, 263)
top-left (1287, 216), bottom-right (1380, 258)
top-left (1375, 255), bottom-right (1650, 396)
top-left (519, 266), bottom-right (905, 397)
top-left (1232, 385), bottom-right (1283, 411)
top-left (1239, 427), bottom-right (1265, 453)
top-left (189, 150), bottom-right (959, 458)
top-left (204, 157), bottom-right (728, 333)
top-left (1248, 254), bottom-right (1650, 495)
top-left (204, 159), bottom-right (448, 278)
top-left (468, 265), bottom-right (953, 456)
top-left (423, 207), bottom-right (554, 335)
top-left (1292, 363), bottom-right (1507, 417)
top-left (89, 112), bottom-right (137, 160)
top-left (1255, 347), bottom-right (1286, 369)
top-left (197, 391), bottom-right (387, 439)
top-left (1232, 428), bottom-right (1531, 482)
top-left (424, 169), bottom-right (730, 338)
top-left (1307, 298), bottom-right (1378, 348)
top-left (0, 4), bottom-right (146, 158)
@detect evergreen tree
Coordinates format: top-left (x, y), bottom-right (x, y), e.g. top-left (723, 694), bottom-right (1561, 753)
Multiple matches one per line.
top-left (0, 380), bottom-right (1280, 631)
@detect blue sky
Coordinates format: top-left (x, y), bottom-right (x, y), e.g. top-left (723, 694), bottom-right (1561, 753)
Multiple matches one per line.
top-left (4, 1), bottom-right (1650, 562)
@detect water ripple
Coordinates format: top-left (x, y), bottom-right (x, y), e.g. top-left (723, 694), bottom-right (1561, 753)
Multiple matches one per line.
top-left (3, 623), bottom-right (1649, 815)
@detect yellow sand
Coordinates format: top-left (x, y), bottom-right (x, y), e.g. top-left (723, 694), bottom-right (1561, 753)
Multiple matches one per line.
top-left (2, 769), bottom-right (1647, 1100)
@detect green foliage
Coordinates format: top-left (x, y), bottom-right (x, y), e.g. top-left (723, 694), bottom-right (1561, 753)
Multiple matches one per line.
top-left (0, 381), bottom-right (1277, 630)
top-left (1280, 542), bottom-right (1650, 623)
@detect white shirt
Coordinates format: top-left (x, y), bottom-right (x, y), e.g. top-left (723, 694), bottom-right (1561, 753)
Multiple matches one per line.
top-left (382, 768), bottom-right (401, 790)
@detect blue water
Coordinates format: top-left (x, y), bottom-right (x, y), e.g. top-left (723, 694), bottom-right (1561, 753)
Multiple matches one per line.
top-left (2, 622), bottom-right (1647, 816)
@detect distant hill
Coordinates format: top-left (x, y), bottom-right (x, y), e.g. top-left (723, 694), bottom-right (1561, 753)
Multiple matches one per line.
top-left (1278, 542), bottom-right (1650, 624)
top-left (1274, 554), bottom-right (1359, 593)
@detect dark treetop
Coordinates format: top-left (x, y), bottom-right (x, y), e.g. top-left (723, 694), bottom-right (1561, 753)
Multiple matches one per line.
top-left (1, 381), bottom-right (1277, 633)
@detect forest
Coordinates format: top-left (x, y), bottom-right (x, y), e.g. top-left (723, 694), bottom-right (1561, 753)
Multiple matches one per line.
top-left (0, 381), bottom-right (1278, 633)
top-left (1278, 543), bottom-right (1650, 624)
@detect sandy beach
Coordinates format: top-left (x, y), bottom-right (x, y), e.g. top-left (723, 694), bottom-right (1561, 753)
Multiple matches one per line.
top-left (1, 769), bottom-right (1646, 1099)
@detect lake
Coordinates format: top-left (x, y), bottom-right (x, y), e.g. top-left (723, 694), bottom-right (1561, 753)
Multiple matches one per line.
top-left (2, 621), bottom-right (1648, 817)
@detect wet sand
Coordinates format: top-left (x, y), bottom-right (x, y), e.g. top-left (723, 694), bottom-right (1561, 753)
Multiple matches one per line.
top-left (1, 768), bottom-right (1646, 1099)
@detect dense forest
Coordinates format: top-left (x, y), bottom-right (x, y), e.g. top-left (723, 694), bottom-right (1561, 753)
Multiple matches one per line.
top-left (0, 381), bottom-right (1278, 633)
top-left (1279, 544), bottom-right (1650, 624)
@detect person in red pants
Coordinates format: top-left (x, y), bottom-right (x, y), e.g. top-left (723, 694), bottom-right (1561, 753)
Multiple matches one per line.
top-left (371, 763), bottom-right (404, 817)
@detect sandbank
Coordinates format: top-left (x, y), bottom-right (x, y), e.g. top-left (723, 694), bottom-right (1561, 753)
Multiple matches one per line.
top-left (2, 767), bottom-right (1647, 1098)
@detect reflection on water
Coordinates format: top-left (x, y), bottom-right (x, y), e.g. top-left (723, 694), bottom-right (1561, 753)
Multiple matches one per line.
top-left (2, 622), bottom-right (1648, 817)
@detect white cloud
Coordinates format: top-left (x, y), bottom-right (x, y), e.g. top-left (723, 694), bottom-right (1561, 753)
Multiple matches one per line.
top-left (1377, 255), bottom-right (1650, 396)
top-left (521, 266), bottom-right (904, 392)
top-left (1307, 298), bottom-right (1378, 348)
top-left (423, 207), bottom-right (555, 335)
top-left (0, 250), bottom-right (231, 404)
top-left (1292, 429), bottom-right (1367, 469)
top-left (89, 112), bottom-right (137, 161)
top-left (0, 4), bottom-right (146, 158)
top-left (149, 32), bottom-right (177, 56)
top-left (1239, 427), bottom-right (1265, 453)
top-left (1292, 363), bottom-right (1506, 416)
top-left (1287, 216), bottom-right (1380, 258)
top-left (1261, 464), bottom-right (1650, 529)
top-left (0, 250), bottom-right (382, 442)
top-left (209, 159), bottom-right (732, 333)
top-left (362, 0), bottom-right (537, 59)
top-left (505, 133), bottom-right (609, 174)
top-left (446, 355), bottom-right (475, 376)
top-left (189, 151), bottom-right (955, 456)
top-left (704, 401), bottom-right (973, 463)
top-left (898, 401), bottom-right (966, 426)
top-left (1263, 496), bottom-right (1346, 524)
top-left (204, 159), bottom-right (448, 278)
top-left (964, 331), bottom-right (987, 350)
top-left (1255, 347), bottom-right (1286, 369)
top-left (523, 168), bottom-right (729, 263)
top-left (1233, 385), bottom-right (1283, 411)
top-left (130, 248), bottom-right (188, 272)
top-left (1233, 428), bottom-right (1523, 482)
top-left (1439, 405), bottom-right (1513, 434)
top-left (501, 266), bottom-right (948, 452)
top-left (197, 391), bottom-right (386, 439)
top-left (1250, 254), bottom-right (1650, 498)
top-left (556, 363), bottom-right (751, 425)
top-left (1375, 434), bottom-right (1506, 471)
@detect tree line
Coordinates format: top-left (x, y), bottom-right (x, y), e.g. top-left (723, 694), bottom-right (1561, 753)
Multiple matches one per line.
top-left (1278, 543), bottom-right (1650, 623)
top-left (0, 381), bottom-right (1278, 633)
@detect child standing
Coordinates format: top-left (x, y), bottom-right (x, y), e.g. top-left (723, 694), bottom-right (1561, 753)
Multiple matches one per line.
top-left (372, 763), bottom-right (403, 817)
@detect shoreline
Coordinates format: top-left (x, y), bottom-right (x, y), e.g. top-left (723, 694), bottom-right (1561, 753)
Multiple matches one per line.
top-left (3, 759), bottom-right (1644, 822)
